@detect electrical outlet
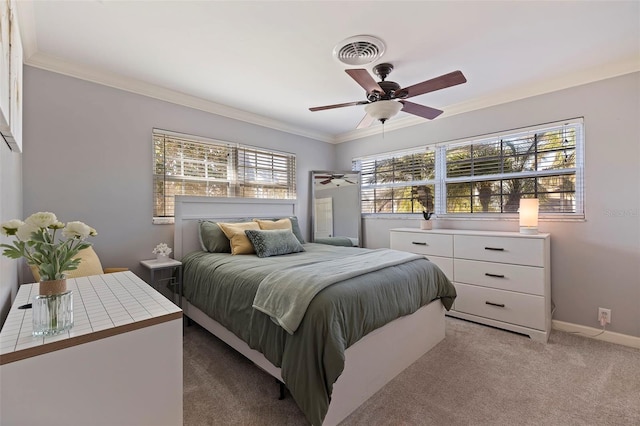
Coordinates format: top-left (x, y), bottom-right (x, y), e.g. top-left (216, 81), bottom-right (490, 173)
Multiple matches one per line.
top-left (598, 308), bottom-right (611, 325)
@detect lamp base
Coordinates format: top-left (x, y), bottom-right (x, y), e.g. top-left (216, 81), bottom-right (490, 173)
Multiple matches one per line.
top-left (519, 226), bottom-right (538, 235)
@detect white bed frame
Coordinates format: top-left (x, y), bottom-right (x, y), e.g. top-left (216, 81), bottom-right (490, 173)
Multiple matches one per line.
top-left (174, 196), bottom-right (446, 426)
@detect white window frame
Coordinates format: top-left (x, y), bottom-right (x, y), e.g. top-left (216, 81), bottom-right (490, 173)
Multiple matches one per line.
top-left (354, 146), bottom-right (437, 215)
top-left (153, 129), bottom-right (296, 224)
top-left (354, 118), bottom-right (585, 221)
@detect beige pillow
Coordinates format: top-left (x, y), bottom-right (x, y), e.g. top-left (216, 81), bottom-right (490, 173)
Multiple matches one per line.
top-left (217, 221), bottom-right (261, 255)
top-left (253, 218), bottom-right (292, 231)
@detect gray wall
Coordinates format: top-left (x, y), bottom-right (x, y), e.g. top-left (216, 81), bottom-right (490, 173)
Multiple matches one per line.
top-left (21, 66), bottom-right (334, 283)
top-left (335, 72), bottom-right (640, 338)
top-left (6, 65), bottom-right (639, 339)
top-left (0, 138), bottom-right (22, 322)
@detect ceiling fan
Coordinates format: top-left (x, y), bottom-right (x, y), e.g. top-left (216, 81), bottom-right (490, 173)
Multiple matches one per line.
top-left (314, 173), bottom-right (357, 186)
top-left (309, 63), bottom-right (467, 129)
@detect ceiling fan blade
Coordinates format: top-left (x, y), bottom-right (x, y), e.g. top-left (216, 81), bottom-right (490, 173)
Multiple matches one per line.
top-left (309, 101), bottom-right (366, 112)
top-left (321, 179), bottom-right (331, 185)
top-left (400, 70), bottom-right (467, 99)
top-left (356, 113), bottom-right (375, 129)
top-left (400, 101), bottom-right (444, 120)
top-left (345, 69), bottom-right (385, 94)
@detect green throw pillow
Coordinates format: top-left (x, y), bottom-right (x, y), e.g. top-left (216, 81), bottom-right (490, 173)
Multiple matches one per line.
top-left (199, 221), bottom-right (231, 253)
top-left (288, 216), bottom-right (305, 244)
top-left (244, 229), bottom-right (305, 258)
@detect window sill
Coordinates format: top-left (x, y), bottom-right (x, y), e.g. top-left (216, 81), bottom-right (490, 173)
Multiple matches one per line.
top-left (153, 217), bottom-right (175, 225)
top-left (361, 213), bottom-right (585, 222)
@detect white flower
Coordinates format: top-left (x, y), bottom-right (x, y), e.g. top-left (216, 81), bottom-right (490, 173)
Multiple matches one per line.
top-left (16, 222), bottom-right (40, 241)
top-left (62, 221), bottom-right (92, 240)
top-left (50, 221), bottom-right (65, 230)
top-left (1, 219), bottom-right (24, 236)
top-left (1, 212), bottom-right (97, 281)
top-left (153, 243), bottom-right (172, 256)
top-left (25, 212), bottom-right (58, 229)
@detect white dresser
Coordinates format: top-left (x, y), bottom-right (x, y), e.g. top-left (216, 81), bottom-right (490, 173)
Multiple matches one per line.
top-left (390, 228), bottom-right (551, 342)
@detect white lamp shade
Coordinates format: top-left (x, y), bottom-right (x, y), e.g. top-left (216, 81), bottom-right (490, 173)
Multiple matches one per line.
top-left (364, 100), bottom-right (403, 121)
top-left (519, 198), bottom-right (539, 234)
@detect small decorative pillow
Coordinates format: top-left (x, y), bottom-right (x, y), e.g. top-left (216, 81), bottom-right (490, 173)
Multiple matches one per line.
top-left (199, 221), bottom-right (232, 253)
top-left (253, 218), bottom-right (292, 231)
top-left (244, 229), bottom-right (305, 258)
top-left (217, 222), bottom-right (261, 255)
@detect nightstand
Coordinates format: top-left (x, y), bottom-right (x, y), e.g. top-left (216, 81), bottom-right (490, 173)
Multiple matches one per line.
top-left (140, 258), bottom-right (183, 307)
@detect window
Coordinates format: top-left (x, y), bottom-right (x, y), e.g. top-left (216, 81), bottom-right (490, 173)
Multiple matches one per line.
top-left (354, 119), bottom-right (584, 218)
top-left (353, 147), bottom-right (436, 214)
top-left (153, 130), bottom-right (296, 222)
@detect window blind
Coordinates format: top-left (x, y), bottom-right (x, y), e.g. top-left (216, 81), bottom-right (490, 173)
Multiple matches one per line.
top-left (353, 118), bottom-right (584, 218)
top-left (153, 130), bottom-right (296, 222)
top-left (442, 121), bottom-right (582, 214)
top-left (354, 147), bottom-right (436, 214)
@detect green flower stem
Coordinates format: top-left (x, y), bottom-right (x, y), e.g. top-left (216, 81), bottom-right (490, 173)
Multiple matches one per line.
top-left (50, 297), bottom-right (58, 329)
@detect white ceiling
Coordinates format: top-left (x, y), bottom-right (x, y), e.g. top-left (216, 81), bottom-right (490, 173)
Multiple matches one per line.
top-left (15, 0), bottom-right (640, 143)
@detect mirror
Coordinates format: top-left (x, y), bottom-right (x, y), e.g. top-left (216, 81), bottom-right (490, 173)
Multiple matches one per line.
top-left (311, 170), bottom-right (361, 247)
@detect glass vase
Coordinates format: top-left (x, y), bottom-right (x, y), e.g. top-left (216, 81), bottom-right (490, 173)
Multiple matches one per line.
top-left (33, 279), bottom-right (74, 336)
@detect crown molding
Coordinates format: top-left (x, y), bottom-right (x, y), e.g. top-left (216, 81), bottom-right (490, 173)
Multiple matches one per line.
top-left (21, 48), bottom-right (639, 146)
top-left (24, 52), bottom-right (335, 143)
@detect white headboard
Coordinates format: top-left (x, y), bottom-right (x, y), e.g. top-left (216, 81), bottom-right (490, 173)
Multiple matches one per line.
top-left (173, 196), bottom-right (298, 259)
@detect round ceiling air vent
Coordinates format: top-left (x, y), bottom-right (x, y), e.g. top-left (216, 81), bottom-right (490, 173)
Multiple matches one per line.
top-left (333, 35), bottom-right (386, 66)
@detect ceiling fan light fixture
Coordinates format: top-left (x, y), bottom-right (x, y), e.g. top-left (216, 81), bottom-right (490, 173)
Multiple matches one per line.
top-left (364, 100), bottom-right (402, 123)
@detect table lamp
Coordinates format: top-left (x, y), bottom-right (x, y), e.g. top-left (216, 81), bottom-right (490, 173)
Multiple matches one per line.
top-left (519, 198), bottom-right (539, 234)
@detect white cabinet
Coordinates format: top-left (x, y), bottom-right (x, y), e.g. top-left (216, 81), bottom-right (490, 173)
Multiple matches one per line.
top-left (0, 272), bottom-right (184, 425)
top-left (390, 228), bottom-right (551, 342)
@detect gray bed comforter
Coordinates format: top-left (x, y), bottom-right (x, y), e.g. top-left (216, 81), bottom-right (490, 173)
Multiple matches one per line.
top-left (182, 243), bottom-right (456, 425)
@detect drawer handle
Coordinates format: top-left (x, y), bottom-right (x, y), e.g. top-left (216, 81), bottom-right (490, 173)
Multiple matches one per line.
top-left (485, 301), bottom-right (505, 308)
top-left (484, 246), bottom-right (504, 251)
top-left (485, 273), bottom-right (505, 278)
top-left (411, 241), bottom-right (428, 246)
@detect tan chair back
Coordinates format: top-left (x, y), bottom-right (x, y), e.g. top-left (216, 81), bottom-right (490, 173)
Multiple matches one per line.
top-left (30, 246), bottom-right (105, 281)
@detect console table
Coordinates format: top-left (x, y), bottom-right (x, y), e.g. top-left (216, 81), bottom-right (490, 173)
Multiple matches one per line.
top-left (0, 271), bottom-right (183, 425)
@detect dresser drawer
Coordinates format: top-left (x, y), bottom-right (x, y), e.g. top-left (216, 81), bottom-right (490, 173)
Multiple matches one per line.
top-left (426, 256), bottom-right (453, 281)
top-left (453, 283), bottom-right (545, 330)
top-left (390, 232), bottom-right (453, 257)
top-left (454, 235), bottom-right (544, 266)
top-left (454, 259), bottom-right (544, 295)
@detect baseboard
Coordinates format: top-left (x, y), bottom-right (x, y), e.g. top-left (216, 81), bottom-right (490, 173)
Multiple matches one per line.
top-left (552, 320), bottom-right (640, 349)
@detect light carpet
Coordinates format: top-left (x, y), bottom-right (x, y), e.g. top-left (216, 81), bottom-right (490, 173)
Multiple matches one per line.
top-left (183, 317), bottom-right (640, 425)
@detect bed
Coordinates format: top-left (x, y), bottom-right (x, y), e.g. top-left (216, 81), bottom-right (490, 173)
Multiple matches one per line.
top-left (174, 196), bottom-right (456, 425)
